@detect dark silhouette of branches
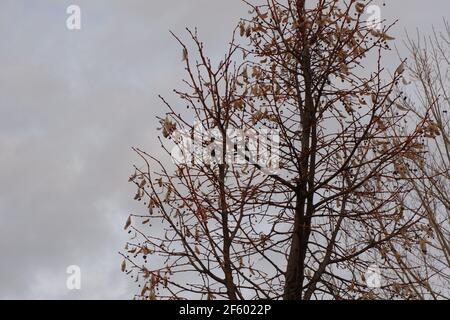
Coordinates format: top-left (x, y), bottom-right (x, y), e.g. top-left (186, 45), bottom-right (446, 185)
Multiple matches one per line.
top-left (121, 0), bottom-right (437, 300)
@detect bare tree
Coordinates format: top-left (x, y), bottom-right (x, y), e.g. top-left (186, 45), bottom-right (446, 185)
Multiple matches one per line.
top-left (387, 21), bottom-right (450, 299)
top-left (122, 0), bottom-right (431, 300)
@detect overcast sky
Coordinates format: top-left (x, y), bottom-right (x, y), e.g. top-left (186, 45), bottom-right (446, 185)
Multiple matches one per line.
top-left (0, 0), bottom-right (448, 300)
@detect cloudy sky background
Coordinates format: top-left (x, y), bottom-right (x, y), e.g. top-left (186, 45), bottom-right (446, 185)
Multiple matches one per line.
top-left (0, 0), bottom-right (448, 299)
